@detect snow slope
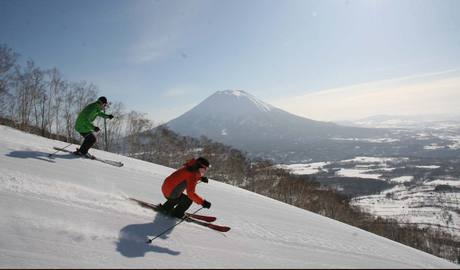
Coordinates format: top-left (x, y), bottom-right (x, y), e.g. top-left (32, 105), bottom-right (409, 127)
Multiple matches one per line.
top-left (0, 125), bottom-right (456, 268)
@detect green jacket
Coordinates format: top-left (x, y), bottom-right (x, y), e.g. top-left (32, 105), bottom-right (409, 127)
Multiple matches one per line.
top-left (75, 101), bottom-right (110, 134)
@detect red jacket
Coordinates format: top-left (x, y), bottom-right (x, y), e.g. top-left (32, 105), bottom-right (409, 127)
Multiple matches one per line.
top-left (161, 159), bottom-right (204, 205)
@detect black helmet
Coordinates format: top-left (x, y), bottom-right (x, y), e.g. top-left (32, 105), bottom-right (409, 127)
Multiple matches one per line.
top-left (98, 96), bottom-right (108, 105)
top-left (196, 157), bottom-right (210, 168)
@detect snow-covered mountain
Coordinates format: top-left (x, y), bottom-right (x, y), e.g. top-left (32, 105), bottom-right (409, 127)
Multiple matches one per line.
top-left (166, 90), bottom-right (381, 155)
top-left (0, 124), bottom-right (456, 268)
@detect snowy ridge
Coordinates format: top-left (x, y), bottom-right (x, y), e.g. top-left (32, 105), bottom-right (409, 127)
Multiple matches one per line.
top-left (0, 125), bottom-right (456, 268)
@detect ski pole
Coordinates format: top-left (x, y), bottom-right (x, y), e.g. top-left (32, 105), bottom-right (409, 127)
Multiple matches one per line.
top-left (48, 142), bottom-right (73, 157)
top-left (147, 207), bottom-right (203, 243)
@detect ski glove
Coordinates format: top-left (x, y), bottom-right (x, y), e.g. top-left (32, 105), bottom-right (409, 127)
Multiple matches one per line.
top-left (94, 126), bottom-right (100, 132)
top-left (200, 176), bottom-right (209, 183)
top-left (107, 114), bottom-right (114, 119)
top-left (202, 200), bottom-right (211, 209)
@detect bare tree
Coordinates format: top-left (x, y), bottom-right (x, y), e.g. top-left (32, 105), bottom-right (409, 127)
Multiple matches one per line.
top-left (0, 44), bottom-right (19, 117)
top-left (71, 81), bottom-right (98, 113)
top-left (62, 86), bottom-right (76, 141)
top-left (95, 101), bottom-right (126, 152)
top-left (14, 60), bottom-right (38, 127)
top-left (46, 68), bottom-right (68, 137)
top-left (28, 66), bottom-right (47, 135)
top-left (125, 110), bottom-right (153, 156)
top-left (51, 79), bottom-right (68, 136)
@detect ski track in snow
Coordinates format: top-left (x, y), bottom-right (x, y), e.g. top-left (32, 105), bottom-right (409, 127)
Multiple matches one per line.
top-left (0, 166), bottom-right (162, 246)
top-left (0, 168), bottom-right (143, 216)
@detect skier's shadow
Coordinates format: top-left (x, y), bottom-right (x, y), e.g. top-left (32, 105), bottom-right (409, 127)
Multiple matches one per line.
top-left (116, 213), bottom-right (180, 257)
top-left (6, 150), bottom-right (78, 163)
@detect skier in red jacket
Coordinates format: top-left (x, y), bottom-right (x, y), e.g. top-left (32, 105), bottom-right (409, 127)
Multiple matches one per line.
top-left (159, 157), bottom-right (212, 218)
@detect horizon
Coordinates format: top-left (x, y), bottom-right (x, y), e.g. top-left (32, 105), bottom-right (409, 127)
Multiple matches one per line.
top-left (1, 0), bottom-right (459, 123)
top-left (168, 89), bottom-right (460, 124)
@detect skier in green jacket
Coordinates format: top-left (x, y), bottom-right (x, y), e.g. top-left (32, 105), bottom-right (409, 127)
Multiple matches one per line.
top-left (74, 96), bottom-right (114, 158)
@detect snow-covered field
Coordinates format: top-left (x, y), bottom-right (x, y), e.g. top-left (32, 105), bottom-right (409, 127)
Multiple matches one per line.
top-left (352, 183), bottom-right (460, 233)
top-left (0, 125), bottom-right (457, 268)
top-left (279, 156), bottom-right (460, 236)
top-left (279, 156), bottom-right (404, 179)
top-left (276, 162), bottom-right (330, 175)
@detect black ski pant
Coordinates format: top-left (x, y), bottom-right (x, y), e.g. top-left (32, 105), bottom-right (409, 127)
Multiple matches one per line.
top-left (78, 132), bottom-right (97, 155)
top-left (162, 193), bottom-right (193, 218)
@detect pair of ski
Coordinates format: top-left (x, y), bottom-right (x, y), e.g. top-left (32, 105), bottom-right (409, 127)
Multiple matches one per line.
top-left (51, 146), bottom-right (123, 167)
top-left (129, 198), bottom-right (230, 239)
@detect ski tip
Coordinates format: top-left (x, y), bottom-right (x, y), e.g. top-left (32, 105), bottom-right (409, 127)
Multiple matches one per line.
top-left (217, 226), bottom-right (231, 232)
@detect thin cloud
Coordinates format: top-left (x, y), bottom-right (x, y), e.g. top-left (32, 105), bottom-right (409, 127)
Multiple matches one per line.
top-left (271, 70), bottom-right (460, 121)
top-left (304, 69), bottom-right (460, 98)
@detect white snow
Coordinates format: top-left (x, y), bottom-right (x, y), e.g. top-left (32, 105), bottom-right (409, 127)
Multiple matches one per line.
top-left (276, 157), bottom-right (403, 179)
top-left (343, 156), bottom-right (403, 163)
top-left (331, 137), bottom-right (400, 143)
top-left (391, 176), bottom-right (414, 183)
top-left (352, 183), bottom-right (460, 234)
top-left (336, 168), bottom-right (382, 180)
top-left (221, 90), bottom-right (273, 112)
top-left (416, 165), bottom-right (441, 169)
top-left (424, 144), bottom-right (445, 150)
top-left (0, 125), bottom-right (456, 268)
top-left (276, 162), bottom-right (330, 175)
top-left (230, 90), bottom-right (242, 97)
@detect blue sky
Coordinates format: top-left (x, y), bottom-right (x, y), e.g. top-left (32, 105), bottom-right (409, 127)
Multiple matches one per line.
top-left (1, 0), bottom-right (459, 123)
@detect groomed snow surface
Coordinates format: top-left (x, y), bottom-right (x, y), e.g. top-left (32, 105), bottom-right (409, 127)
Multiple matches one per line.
top-left (0, 125), bottom-right (456, 268)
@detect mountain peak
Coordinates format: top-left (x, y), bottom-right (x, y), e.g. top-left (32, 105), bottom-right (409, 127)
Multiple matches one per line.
top-left (217, 89), bottom-right (248, 97)
top-left (212, 90), bottom-right (273, 113)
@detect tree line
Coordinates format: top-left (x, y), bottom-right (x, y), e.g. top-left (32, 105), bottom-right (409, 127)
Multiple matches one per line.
top-left (0, 44), bottom-right (154, 149)
top-left (1, 43), bottom-right (458, 263)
